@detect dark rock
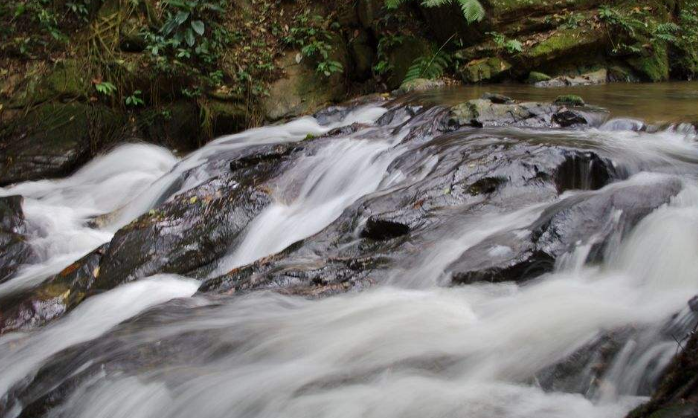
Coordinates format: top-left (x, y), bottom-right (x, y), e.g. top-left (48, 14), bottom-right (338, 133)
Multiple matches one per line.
top-left (689, 296), bottom-right (698, 313)
top-left (449, 176), bottom-right (682, 285)
top-left (0, 244), bottom-right (107, 335)
top-left (0, 103), bottom-right (126, 186)
top-left (553, 109), bottom-right (591, 127)
top-left (626, 329), bottom-right (698, 418)
top-left (361, 217), bottom-right (410, 241)
top-left (0, 196), bottom-right (35, 284)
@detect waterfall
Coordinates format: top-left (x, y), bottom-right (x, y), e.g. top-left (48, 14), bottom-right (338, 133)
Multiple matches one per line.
top-left (1, 95), bottom-right (698, 418)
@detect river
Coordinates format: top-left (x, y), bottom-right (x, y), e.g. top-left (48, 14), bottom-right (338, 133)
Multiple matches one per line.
top-left (1, 82), bottom-right (698, 418)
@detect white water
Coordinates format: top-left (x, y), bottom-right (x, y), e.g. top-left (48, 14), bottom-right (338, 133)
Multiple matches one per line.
top-left (0, 275), bottom-right (199, 400)
top-left (1, 107), bottom-right (698, 418)
top-left (0, 105), bottom-right (387, 297)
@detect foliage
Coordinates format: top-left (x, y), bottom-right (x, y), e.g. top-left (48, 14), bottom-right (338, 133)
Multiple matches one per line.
top-left (125, 90), bottom-right (145, 107)
top-left (598, 5), bottom-right (681, 55)
top-left (373, 34), bottom-right (405, 76)
top-left (95, 81), bottom-right (117, 96)
top-left (284, 12), bottom-right (344, 77)
top-left (488, 32), bottom-right (523, 54)
top-left (404, 50), bottom-right (451, 83)
top-left (403, 34), bottom-right (455, 83)
top-left (384, 0), bottom-right (485, 24)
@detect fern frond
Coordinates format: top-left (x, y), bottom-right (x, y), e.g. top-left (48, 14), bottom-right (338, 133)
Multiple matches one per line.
top-left (390, 0), bottom-right (485, 24)
top-left (457, 0), bottom-right (485, 23)
top-left (403, 50), bottom-right (452, 83)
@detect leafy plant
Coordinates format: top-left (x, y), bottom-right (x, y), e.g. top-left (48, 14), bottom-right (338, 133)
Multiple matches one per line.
top-left (404, 50), bottom-right (451, 83)
top-left (95, 81), bottom-right (117, 96)
top-left (505, 39), bottom-right (523, 53)
top-left (373, 34), bottom-right (404, 76)
top-left (487, 32), bottom-right (523, 54)
top-left (284, 13), bottom-right (344, 77)
top-left (384, 0), bottom-right (485, 24)
top-left (125, 90), bottom-right (145, 107)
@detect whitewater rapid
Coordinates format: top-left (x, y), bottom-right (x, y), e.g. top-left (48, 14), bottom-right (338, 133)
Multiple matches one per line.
top-left (1, 100), bottom-right (698, 418)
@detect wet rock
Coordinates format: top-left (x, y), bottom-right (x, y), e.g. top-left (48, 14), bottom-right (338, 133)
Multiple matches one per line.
top-left (95, 175), bottom-right (273, 290)
top-left (535, 69), bottom-right (608, 87)
top-left (361, 217), bottom-right (410, 241)
top-left (600, 118), bottom-right (647, 132)
top-left (626, 329), bottom-right (698, 418)
top-left (448, 98), bottom-right (608, 129)
top-left (0, 196), bottom-right (35, 283)
top-left (0, 142), bottom-right (301, 334)
top-left (448, 176), bottom-right (682, 285)
top-left (0, 244), bottom-right (107, 335)
top-left (553, 109), bottom-right (590, 127)
top-left (480, 93), bottom-right (514, 104)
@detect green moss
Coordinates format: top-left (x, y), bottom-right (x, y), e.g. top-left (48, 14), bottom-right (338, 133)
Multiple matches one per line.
top-left (554, 95), bottom-right (585, 106)
top-left (528, 29), bottom-right (604, 64)
top-left (527, 71), bottom-right (551, 83)
top-left (626, 44), bottom-right (670, 82)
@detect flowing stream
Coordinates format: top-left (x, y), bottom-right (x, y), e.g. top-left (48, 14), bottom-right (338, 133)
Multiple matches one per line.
top-left (1, 85), bottom-right (698, 418)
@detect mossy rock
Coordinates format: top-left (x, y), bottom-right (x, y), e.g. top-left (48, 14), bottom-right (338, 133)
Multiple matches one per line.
top-left (0, 103), bottom-right (125, 185)
top-left (459, 57), bottom-right (512, 83)
top-left (554, 95), bottom-right (585, 106)
top-left (263, 37), bottom-right (349, 121)
top-left (527, 71), bottom-right (551, 83)
top-left (8, 60), bottom-right (89, 108)
top-left (525, 29), bottom-right (607, 69)
top-left (626, 45), bottom-right (670, 82)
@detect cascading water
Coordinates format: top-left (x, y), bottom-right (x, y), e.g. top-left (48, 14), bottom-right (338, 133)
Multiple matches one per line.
top-left (1, 90), bottom-right (698, 418)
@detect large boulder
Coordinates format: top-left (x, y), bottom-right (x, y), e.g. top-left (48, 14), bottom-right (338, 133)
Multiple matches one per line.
top-left (263, 39), bottom-right (349, 121)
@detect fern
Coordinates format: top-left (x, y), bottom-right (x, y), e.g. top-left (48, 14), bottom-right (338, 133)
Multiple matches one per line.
top-left (404, 50), bottom-right (451, 82)
top-left (385, 0), bottom-right (485, 24)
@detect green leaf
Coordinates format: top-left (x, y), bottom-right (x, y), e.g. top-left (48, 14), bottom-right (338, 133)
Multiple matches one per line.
top-left (184, 28), bottom-right (195, 46)
top-left (191, 20), bottom-right (205, 35)
top-left (175, 11), bottom-right (190, 24)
